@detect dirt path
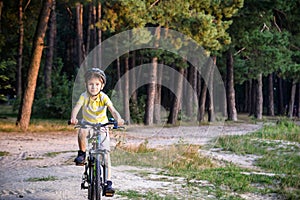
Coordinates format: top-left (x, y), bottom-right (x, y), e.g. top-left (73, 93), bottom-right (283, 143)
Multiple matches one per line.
top-left (0, 123), bottom-right (272, 200)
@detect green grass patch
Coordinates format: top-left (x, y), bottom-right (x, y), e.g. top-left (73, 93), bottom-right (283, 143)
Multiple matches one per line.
top-left (113, 120), bottom-right (299, 199)
top-left (26, 176), bottom-right (58, 182)
top-left (117, 190), bottom-right (177, 199)
top-left (43, 150), bottom-right (75, 157)
top-left (166, 164), bottom-right (288, 199)
top-left (0, 119), bottom-right (74, 132)
top-left (211, 119), bottom-right (300, 199)
top-left (0, 104), bottom-right (74, 132)
top-left (0, 151), bottom-right (9, 156)
top-left (23, 157), bottom-right (43, 160)
top-left (112, 144), bottom-right (215, 169)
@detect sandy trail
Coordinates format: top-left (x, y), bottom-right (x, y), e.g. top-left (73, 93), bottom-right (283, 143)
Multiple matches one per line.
top-left (1, 123), bottom-right (275, 200)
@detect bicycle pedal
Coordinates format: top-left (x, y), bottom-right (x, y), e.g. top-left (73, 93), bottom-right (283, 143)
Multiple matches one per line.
top-left (104, 192), bottom-right (114, 197)
top-left (81, 182), bottom-right (88, 190)
top-left (75, 162), bottom-right (86, 166)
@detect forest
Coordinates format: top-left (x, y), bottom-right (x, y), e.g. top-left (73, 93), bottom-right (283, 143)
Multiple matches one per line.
top-left (0, 0), bottom-right (300, 130)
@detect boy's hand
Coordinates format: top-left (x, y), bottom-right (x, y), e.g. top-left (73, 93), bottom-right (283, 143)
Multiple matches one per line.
top-left (70, 118), bottom-right (78, 125)
top-left (117, 119), bottom-right (125, 126)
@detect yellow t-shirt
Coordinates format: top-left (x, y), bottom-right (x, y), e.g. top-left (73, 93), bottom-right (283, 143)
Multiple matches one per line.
top-left (76, 91), bottom-right (113, 124)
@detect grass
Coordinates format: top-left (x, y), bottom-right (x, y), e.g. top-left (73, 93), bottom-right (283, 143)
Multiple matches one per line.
top-left (117, 190), bottom-right (178, 200)
top-left (26, 176), bottom-right (58, 182)
top-left (112, 119), bottom-right (300, 199)
top-left (112, 144), bottom-right (215, 169)
top-left (0, 119), bottom-right (74, 132)
top-left (43, 150), bottom-right (75, 157)
top-left (0, 151), bottom-right (9, 156)
top-left (0, 104), bottom-right (73, 132)
top-left (1, 105), bottom-right (299, 198)
top-left (210, 119), bottom-right (300, 199)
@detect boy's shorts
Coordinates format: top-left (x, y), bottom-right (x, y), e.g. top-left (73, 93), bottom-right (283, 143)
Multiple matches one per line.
top-left (80, 127), bottom-right (110, 151)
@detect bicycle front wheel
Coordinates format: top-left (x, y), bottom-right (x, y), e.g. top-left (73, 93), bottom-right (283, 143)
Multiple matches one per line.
top-left (88, 157), bottom-right (95, 200)
top-left (95, 154), bottom-right (102, 200)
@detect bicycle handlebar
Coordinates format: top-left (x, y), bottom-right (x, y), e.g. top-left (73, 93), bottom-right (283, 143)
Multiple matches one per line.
top-left (68, 118), bottom-right (126, 130)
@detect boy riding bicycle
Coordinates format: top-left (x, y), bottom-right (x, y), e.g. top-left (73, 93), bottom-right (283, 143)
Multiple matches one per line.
top-left (70, 68), bottom-right (124, 195)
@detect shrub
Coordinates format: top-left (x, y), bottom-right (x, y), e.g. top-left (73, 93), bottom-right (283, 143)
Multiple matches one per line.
top-left (33, 59), bottom-right (73, 119)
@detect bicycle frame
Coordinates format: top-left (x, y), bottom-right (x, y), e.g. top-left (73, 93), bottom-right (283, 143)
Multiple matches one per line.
top-left (74, 119), bottom-right (119, 200)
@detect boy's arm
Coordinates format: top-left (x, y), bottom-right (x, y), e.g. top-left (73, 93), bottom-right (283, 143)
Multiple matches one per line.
top-left (107, 104), bottom-right (124, 125)
top-left (70, 103), bottom-right (81, 124)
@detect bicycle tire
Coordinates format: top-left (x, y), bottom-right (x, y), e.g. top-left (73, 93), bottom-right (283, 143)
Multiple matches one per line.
top-left (88, 157), bottom-right (95, 200)
top-left (95, 154), bottom-right (102, 200)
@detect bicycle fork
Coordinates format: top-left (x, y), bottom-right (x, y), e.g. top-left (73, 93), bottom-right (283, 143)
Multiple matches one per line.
top-left (80, 154), bottom-right (107, 189)
top-left (81, 156), bottom-right (92, 190)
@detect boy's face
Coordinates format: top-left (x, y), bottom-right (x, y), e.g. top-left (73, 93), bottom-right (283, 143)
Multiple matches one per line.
top-left (87, 77), bottom-right (103, 96)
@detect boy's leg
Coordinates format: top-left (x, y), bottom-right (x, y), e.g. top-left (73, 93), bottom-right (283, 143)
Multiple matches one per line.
top-left (78, 128), bottom-right (88, 151)
top-left (75, 128), bottom-right (88, 165)
top-left (102, 130), bottom-right (115, 196)
top-left (106, 153), bottom-right (112, 180)
top-left (105, 152), bottom-right (115, 196)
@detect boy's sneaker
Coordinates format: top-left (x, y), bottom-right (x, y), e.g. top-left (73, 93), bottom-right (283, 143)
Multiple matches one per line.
top-left (74, 150), bottom-right (86, 166)
top-left (104, 180), bottom-right (115, 197)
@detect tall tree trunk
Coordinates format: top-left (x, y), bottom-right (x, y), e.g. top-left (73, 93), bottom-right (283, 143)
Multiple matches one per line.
top-left (277, 75), bottom-right (284, 115)
top-left (17, 0), bottom-right (24, 99)
top-left (123, 54), bottom-right (130, 123)
top-left (18, 0), bottom-right (53, 131)
top-left (115, 38), bottom-right (121, 95)
top-left (198, 58), bottom-right (213, 122)
top-left (96, 3), bottom-right (102, 66)
top-left (0, 0), bottom-right (3, 33)
top-left (186, 64), bottom-right (197, 119)
top-left (288, 80), bottom-right (296, 118)
top-left (208, 56), bottom-right (216, 122)
top-left (297, 83), bottom-right (300, 118)
top-left (91, 4), bottom-right (97, 66)
top-left (76, 3), bottom-right (85, 66)
top-left (267, 73), bottom-right (274, 116)
top-left (244, 81), bottom-right (250, 112)
top-left (145, 56), bottom-right (157, 125)
top-left (249, 79), bottom-right (256, 116)
top-left (154, 64), bottom-right (163, 124)
top-left (167, 67), bottom-right (184, 125)
top-left (255, 73), bottom-right (263, 119)
top-left (198, 81), bottom-right (208, 122)
top-left (85, 3), bottom-right (92, 54)
top-left (44, 0), bottom-right (56, 99)
top-left (145, 27), bottom-right (160, 125)
top-left (196, 70), bottom-right (202, 118)
top-left (130, 51), bottom-right (138, 118)
top-left (226, 50), bottom-right (237, 121)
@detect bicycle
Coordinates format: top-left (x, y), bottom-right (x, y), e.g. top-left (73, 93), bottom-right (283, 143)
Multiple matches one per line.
top-left (70, 118), bottom-right (123, 200)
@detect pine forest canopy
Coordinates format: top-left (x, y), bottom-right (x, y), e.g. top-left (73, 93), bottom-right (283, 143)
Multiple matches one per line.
top-left (0, 0), bottom-right (299, 129)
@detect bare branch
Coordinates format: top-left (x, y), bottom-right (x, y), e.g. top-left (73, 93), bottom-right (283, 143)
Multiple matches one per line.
top-left (291, 44), bottom-right (300, 51)
top-left (273, 16), bottom-right (282, 32)
top-left (149, 0), bottom-right (160, 9)
top-left (234, 47), bottom-right (246, 56)
top-left (260, 23), bottom-right (269, 32)
top-left (24, 0), bottom-right (31, 12)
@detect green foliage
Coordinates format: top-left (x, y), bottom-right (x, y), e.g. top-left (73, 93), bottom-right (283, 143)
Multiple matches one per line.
top-left (33, 58), bottom-right (73, 119)
top-left (100, 0), bottom-right (244, 54)
top-left (0, 59), bottom-right (16, 102)
top-left (230, 0), bottom-right (300, 83)
top-left (130, 94), bottom-right (147, 124)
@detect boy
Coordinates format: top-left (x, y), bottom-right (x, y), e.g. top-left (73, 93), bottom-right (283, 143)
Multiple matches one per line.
top-left (70, 68), bottom-right (124, 195)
